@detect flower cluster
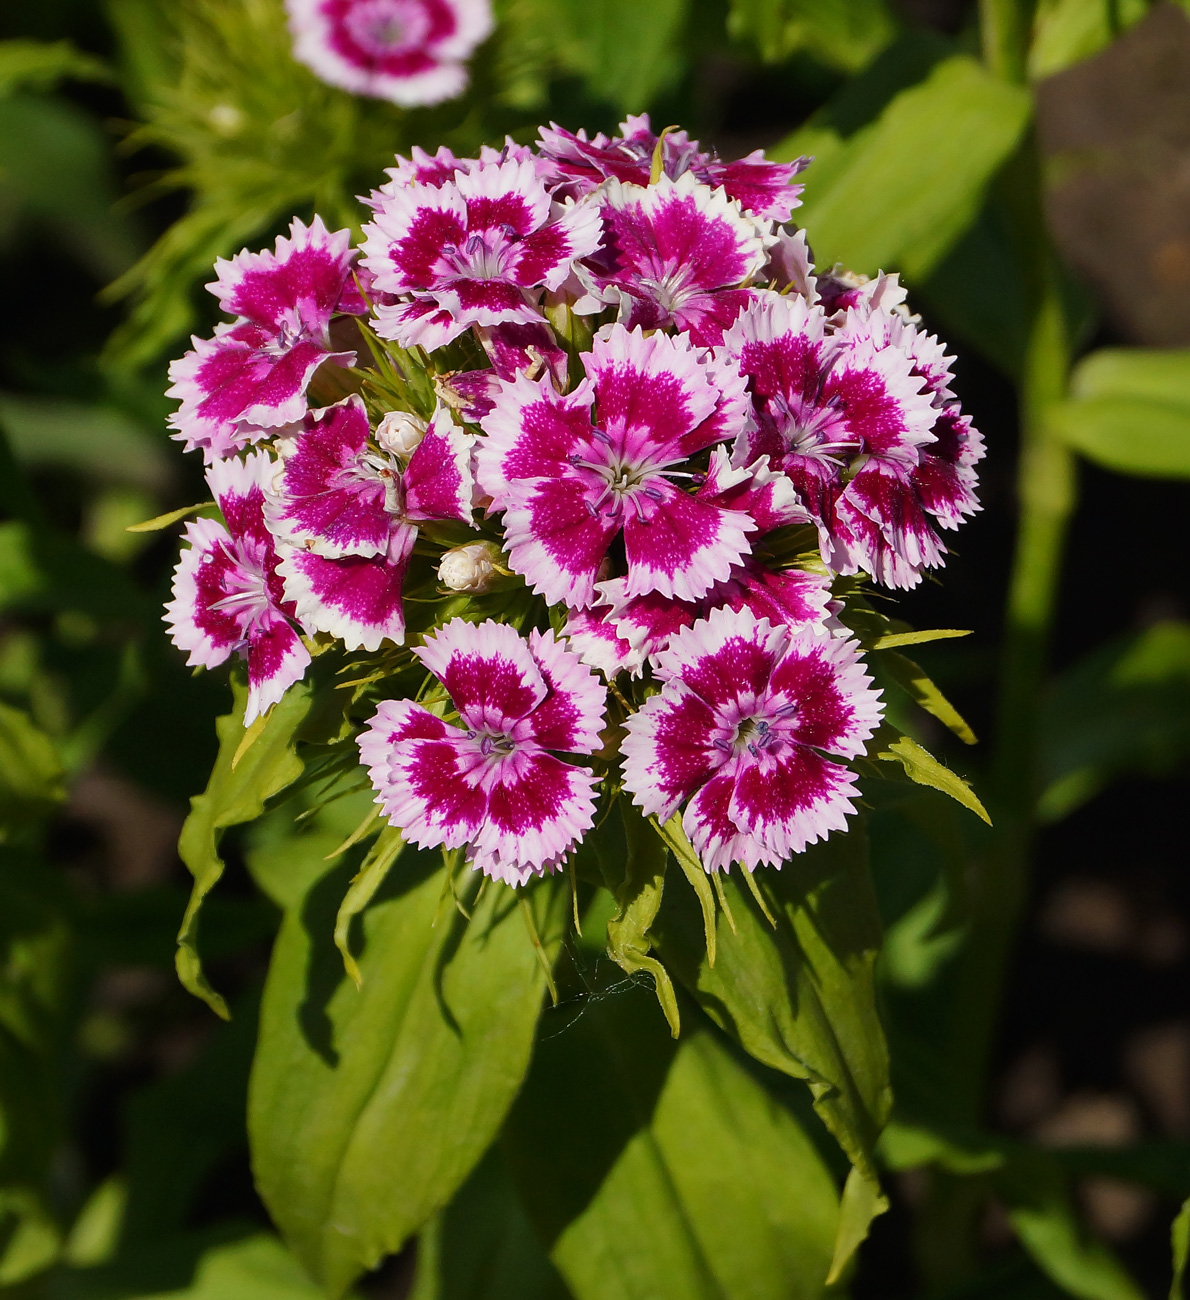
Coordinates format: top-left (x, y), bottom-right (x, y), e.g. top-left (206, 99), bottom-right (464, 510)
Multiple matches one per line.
top-left (165, 115), bottom-right (983, 886)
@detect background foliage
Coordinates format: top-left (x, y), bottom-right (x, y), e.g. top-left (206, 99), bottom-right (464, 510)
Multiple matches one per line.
top-left (5, 0), bottom-right (1190, 1297)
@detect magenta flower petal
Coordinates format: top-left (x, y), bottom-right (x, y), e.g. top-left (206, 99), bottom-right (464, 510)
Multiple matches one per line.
top-left (576, 174), bottom-right (770, 346)
top-left (562, 605), bottom-right (646, 680)
top-left (402, 407), bottom-right (475, 524)
top-left (208, 216), bottom-right (362, 335)
top-left (278, 528), bottom-right (415, 651)
top-left (535, 114), bottom-right (806, 220)
top-left (622, 607), bottom-right (881, 871)
top-left (361, 619), bottom-right (605, 882)
top-left (361, 158), bottom-right (602, 348)
top-left (164, 453), bottom-right (309, 724)
top-left (621, 478), bottom-right (753, 602)
top-left (285, 0), bottom-right (493, 106)
top-left (498, 475), bottom-right (622, 609)
top-left (361, 699), bottom-right (487, 849)
top-left (520, 627), bottom-right (606, 753)
top-left (697, 446), bottom-right (809, 533)
top-left (269, 396), bottom-right (390, 558)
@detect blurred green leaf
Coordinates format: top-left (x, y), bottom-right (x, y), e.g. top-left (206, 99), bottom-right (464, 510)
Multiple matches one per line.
top-left (1027, 0), bottom-right (1150, 80)
top-left (0, 700), bottom-right (65, 839)
top-left (727, 0), bottom-right (897, 71)
top-left (775, 53), bottom-right (1031, 279)
top-left (0, 39), bottom-right (110, 97)
top-left (64, 1177), bottom-right (127, 1268)
top-left (0, 94), bottom-right (139, 281)
top-left (1049, 349), bottom-right (1190, 477)
top-left (1038, 620), bottom-right (1190, 820)
top-left (176, 675), bottom-right (315, 1019)
top-left (882, 1121), bottom-right (1145, 1300)
top-left (0, 392), bottom-right (171, 491)
top-left (249, 843), bottom-right (565, 1298)
top-left (1171, 1197), bottom-right (1190, 1300)
top-left (1001, 1158), bottom-right (1145, 1300)
top-left (654, 826), bottom-right (890, 1279)
top-left (0, 1186), bottom-right (60, 1285)
top-left (507, 985), bottom-right (840, 1300)
top-left (552, 0), bottom-right (690, 111)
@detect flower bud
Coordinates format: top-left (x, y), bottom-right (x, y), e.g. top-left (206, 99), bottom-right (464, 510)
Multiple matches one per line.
top-left (376, 410), bottom-right (428, 458)
top-left (438, 542), bottom-right (500, 593)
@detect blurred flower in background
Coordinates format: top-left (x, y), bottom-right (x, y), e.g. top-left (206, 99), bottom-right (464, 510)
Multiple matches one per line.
top-left (284, 0), bottom-right (493, 104)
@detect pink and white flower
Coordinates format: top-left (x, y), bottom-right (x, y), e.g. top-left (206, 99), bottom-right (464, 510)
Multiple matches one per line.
top-left (476, 324), bottom-right (754, 609)
top-left (621, 607), bottom-right (882, 872)
top-left (164, 453), bottom-right (310, 726)
top-left (269, 395), bottom-right (473, 650)
top-left (574, 173), bottom-right (771, 347)
top-left (167, 218), bottom-right (365, 462)
top-left (536, 114), bottom-right (808, 223)
top-left (588, 448), bottom-right (830, 667)
top-left (723, 293), bottom-right (943, 587)
top-left (360, 157), bottom-right (603, 350)
top-left (285, 0), bottom-right (493, 106)
top-left (359, 619), bottom-right (606, 883)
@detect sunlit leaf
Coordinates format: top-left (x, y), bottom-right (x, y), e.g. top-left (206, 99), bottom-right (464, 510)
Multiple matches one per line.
top-left (876, 735), bottom-right (990, 823)
top-left (1171, 1197), bottom-right (1190, 1300)
top-left (1027, 0), bottom-right (1150, 80)
top-left (1049, 349), bottom-right (1190, 477)
top-left (176, 675), bottom-right (315, 1018)
top-left (654, 827), bottom-right (890, 1275)
top-left (774, 52), bottom-right (1031, 279)
top-left (506, 986), bottom-right (841, 1300)
top-left (727, 0), bottom-right (897, 71)
top-left (876, 650), bottom-right (977, 745)
top-left (249, 843), bottom-right (565, 1297)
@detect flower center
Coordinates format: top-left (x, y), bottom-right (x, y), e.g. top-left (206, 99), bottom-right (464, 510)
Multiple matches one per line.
top-left (343, 0), bottom-right (430, 54)
top-left (449, 231), bottom-right (517, 282)
top-left (467, 729), bottom-right (517, 758)
top-left (208, 544), bottom-right (273, 634)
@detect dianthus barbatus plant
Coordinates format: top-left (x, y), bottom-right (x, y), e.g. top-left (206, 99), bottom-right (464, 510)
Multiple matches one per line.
top-left (159, 115), bottom-right (990, 1286)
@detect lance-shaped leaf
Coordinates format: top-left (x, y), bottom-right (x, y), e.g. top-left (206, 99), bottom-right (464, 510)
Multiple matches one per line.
top-left (606, 802), bottom-right (680, 1037)
top-left (176, 674), bottom-right (316, 1018)
top-left (249, 843), bottom-right (566, 1298)
top-left (1048, 349), bottom-right (1190, 478)
top-left (652, 826), bottom-right (891, 1279)
top-left (505, 982), bottom-right (841, 1300)
top-left (774, 51), bottom-right (1031, 279)
top-left (876, 734), bottom-right (990, 824)
top-left (0, 701), bottom-right (64, 840)
top-left (1171, 1198), bottom-right (1190, 1300)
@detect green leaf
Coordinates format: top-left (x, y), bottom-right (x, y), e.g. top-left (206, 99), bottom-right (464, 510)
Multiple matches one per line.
top-left (249, 845), bottom-right (566, 1298)
top-left (506, 986), bottom-right (841, 1300)
top-left (653, 826), bottom-right (890, 1277)
top-left (1001, 1157), bottom-right (1145, 1300)
top-left (176, 676), bottom-right (315, 1018)
top-left (0, 95), bottom-right (140, 281)
top-left (606, 803), bottom-right (680, 1037)
top-left (333, 827), bottom-right (402, 988)
top-left (411, 1150), bottom-right (570, 1300)
top-left (876, 735), bottom-right (990, 823)
top-left (0, 701), bottom-right (65, 839)
top-left (879, 1121), bottom-right (1145, 1300)
top-left (1049, 349), bottom-right (1190, 477)
top-left (1171, 1198), bottom-right (1190, 1300)
top-left (870, 629), bottom-right (972, 650)
top-left (775, 53), bottom-right (1031, 279)
top-left (1027, 0), bottom-right (1150, 80)
top-left (0, 392), bottom-right (170, 491)
top-left (0, 1187), bottom-right (59, 1285)
top-left (877, 650), bottom-right (977, 745)
top-left (125, 503), bottom-right (215, 533)
top-left (726, 0), bottom-right (897, 71)
top-left (0, 39), bottom-right (110, 97)
top-left (1038, 621), bottom-right (1190, 820)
